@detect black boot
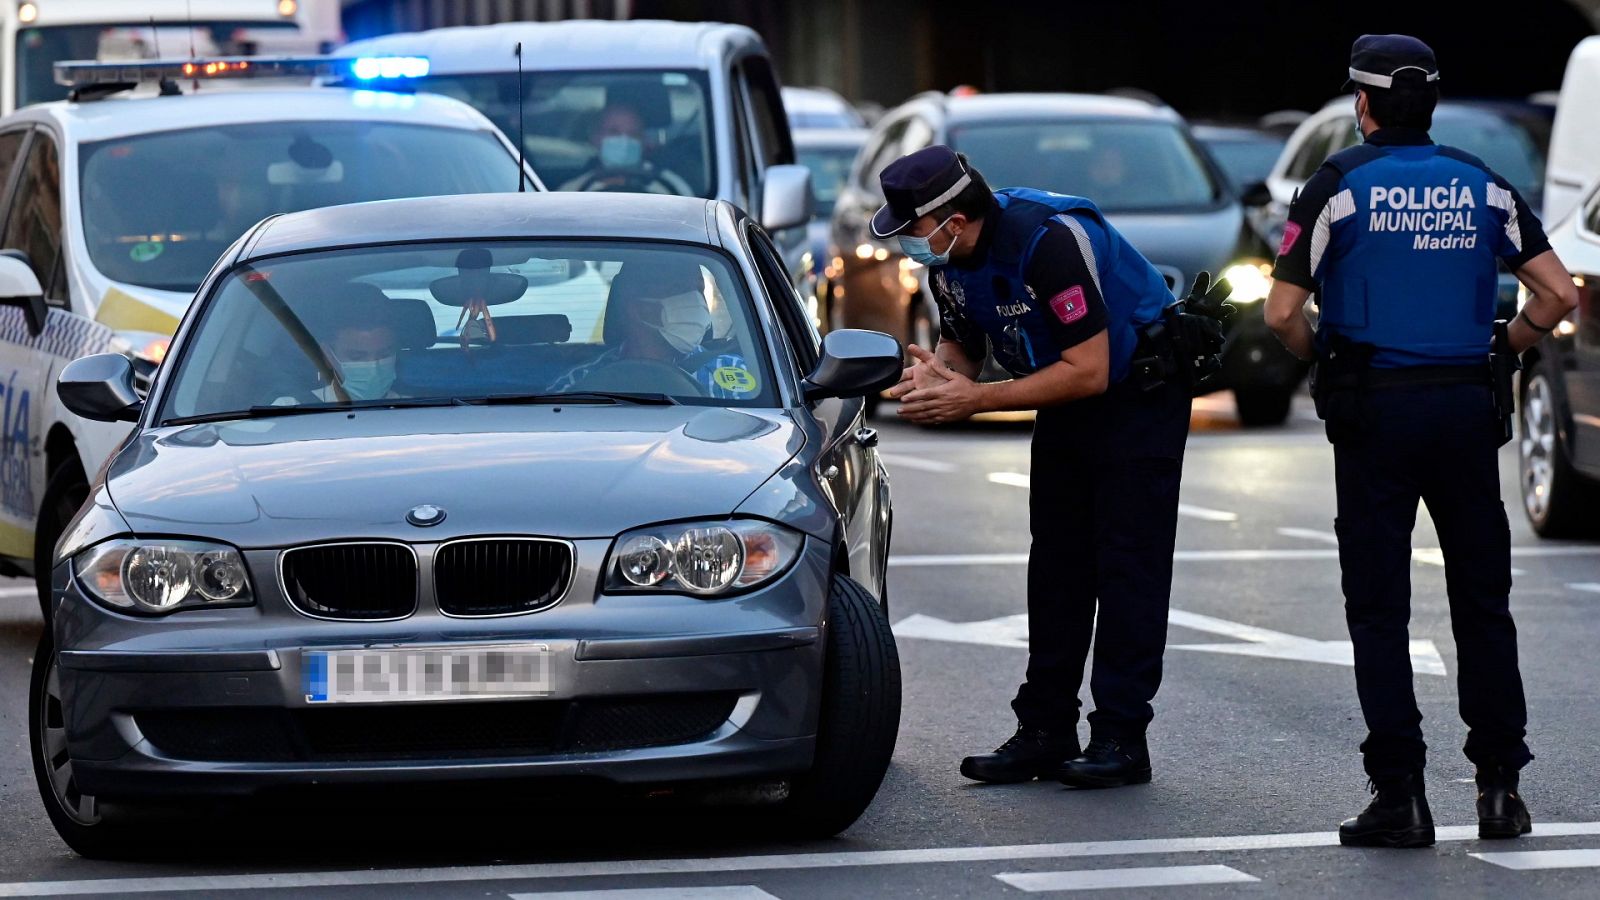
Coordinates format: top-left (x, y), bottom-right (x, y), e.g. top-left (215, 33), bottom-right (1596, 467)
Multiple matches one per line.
top-left (1055, 736), bottom-right (1152, 789)
top-left (960, 725), bottom-right (1080, 784)
top-left (1477, 766), bottom-right (1532, 839)
top-left (1339, 774), bottom-right (1436, 848)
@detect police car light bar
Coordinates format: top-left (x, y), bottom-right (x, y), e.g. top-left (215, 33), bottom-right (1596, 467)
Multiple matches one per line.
top-left (53, 55), bottom-right (430, 88)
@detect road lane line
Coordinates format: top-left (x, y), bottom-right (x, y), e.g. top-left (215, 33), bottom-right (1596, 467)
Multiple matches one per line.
top-left (1276, 527), bottom-right (1339, 545)
top-left (1569, 583), bottom-right (1600, 594)
top-left (986, 472), bottom-right (1031, 488)
top-left (879, 454), bottom-right (959, 474)
top-left (888, 546), bottom-right (1600, 567)
top-left (8, 825), bottom-right (1600, 896)
top-left (510, 889), bottom-right (778, 899)
top-left (987, 473), bottom-right (1238, 522)
top-left (0, 585), bottom-right (35, 598)
top-left (995, 865), bottom-right (1258, 892)
top-left (1470, 848), bottom-right (1600, 870)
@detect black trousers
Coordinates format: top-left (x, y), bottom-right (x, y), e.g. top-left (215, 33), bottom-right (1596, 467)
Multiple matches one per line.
top-left (1011, 378), bottom-right (1192, 740)
top-left (1333, 382), bottom-right (1532, 778)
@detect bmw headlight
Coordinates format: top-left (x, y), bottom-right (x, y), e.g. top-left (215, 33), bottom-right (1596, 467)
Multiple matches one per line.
top-left (606, 520), bottom-right (803, 597)
top-left (1219, 258), bottom-right (1275, 304)
top-left (74, 539), bottom-right (254, 615)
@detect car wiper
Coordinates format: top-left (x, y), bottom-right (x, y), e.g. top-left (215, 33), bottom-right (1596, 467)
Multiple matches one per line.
top-left (468, 391), bottom-right (679, 407)
top-left (162, 398), bottom-right (466, 427)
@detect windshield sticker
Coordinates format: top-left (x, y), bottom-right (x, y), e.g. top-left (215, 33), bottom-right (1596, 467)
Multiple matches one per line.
top-left (712, 366), bottom-right (758, 394)
top-left (129, 241), bottom-right (165, 263)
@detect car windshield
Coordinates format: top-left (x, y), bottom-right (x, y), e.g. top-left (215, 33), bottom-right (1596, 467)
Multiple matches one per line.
top-left (1200, 135), bottom-right (1285, 188)
top-left (79, 121), bottom-right (519, 293)
top-left (797, 144), bottom-right (860, 218)
top-left (15, 22), bottom-right (295, 108)
top-left (950, 119), bottom-right (1223, 213)
top-left (158, 240), bottom-right (777, 423)
top-left (418, 69), bottom-right (714, 199)
top-left (1432, 108), bottom-right (1550, 205)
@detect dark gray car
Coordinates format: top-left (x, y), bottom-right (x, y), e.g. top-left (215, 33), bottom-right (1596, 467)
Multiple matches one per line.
top-left (33, 192), bottom-right (903, 858)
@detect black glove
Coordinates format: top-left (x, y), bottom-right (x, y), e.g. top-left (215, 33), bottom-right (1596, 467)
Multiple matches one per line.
top-left (1182, 270), bottom-right (1237, 324)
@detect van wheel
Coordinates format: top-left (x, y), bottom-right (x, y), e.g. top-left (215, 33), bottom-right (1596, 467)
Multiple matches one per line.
top-left (777, 574), bottom-right (901, 837)
top-left (34, 461), bottom-right (88, 623)
top-left (1520, 362), bottom-right (1600, 538)
top-left (1234, 386), bottom-right (1293, 427)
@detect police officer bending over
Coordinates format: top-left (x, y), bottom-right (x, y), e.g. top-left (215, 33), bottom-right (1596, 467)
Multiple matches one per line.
top-left (1265, 35), bottom-right (1580, 848)
top-left (876, 146), bottom-right (1229, 788)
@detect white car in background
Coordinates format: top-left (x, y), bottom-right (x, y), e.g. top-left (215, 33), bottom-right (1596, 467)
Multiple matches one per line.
top-left (783, 86), bottom-right (865, 131)
top-left (0, 57), bottom-right (538, 615)
top-left (1545, 35), bottom-right (1600, 225)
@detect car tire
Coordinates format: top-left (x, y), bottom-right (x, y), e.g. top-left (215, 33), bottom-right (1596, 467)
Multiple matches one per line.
top-left (34, 460), bottom-right (89, 623)
top-left (777, 574), bottom-right (901, 838)
top-left (1234, 386), bottom-right (1293, 427)
top-left (1519, 361), bottom-right (1600, 538)
top-left (30, 632), bottom-right (149, 859)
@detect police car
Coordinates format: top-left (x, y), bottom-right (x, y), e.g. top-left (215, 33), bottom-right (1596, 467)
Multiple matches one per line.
top-left (0, 55), bottom-right (539, 617)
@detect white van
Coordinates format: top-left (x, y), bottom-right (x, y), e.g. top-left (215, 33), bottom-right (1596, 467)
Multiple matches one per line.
top-left (1545, 35), bottom-right (1600, 225)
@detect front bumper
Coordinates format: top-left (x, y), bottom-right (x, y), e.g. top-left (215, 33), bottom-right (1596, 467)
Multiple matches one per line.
top-left (52, 538), bottom-right (831, 800)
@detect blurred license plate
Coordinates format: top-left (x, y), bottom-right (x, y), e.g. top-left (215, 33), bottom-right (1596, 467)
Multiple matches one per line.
top-left (303, 645), bottom-right (550, 704)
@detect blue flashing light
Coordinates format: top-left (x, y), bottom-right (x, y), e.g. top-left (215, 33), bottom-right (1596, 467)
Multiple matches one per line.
top-left (351, 56), bottom-right (430, 81)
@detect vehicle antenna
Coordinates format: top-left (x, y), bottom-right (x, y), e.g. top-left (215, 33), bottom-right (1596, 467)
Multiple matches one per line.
top-left (149, 17), bottom-right (162, 58)
top-left (515, 41), bottom-right (527, 193)
top-left (185, 0), bottom-right (196, 60)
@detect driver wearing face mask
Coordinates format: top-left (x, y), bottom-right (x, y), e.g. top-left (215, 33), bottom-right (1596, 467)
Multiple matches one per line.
top-left (275, 297), bottom-right (406, 405)
top-left (558, 102), bottom-right (694, 196)
top-left (550, 265), bottom-right (756, 400)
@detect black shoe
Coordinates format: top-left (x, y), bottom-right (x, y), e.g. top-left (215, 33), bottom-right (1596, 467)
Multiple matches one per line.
top-left (1339, 774), bottom-right (1436, 848)
top-left (1476, 766), bottom-right (1532, 839)
top-left (1055, 736), bottom-right (1152, 789)
top-left (960, 725), bottom-right (1080, 784)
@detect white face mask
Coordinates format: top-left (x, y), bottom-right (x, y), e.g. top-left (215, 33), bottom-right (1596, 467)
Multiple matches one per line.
top-left (647, 291), bottom-right (712, 354)
top-left (338, 356), bottom-right (396, 400)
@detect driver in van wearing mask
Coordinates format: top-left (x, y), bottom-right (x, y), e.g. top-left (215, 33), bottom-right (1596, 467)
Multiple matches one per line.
top-left (550, 265), bottom-right (757, 400)
top-left (559, 102), bottom-right (694, 196)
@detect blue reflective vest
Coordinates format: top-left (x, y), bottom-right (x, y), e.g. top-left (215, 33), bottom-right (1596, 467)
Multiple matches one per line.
top-left (1314, 142), bottom-right (1514, 368)
top-left (934, 188), bottom-right (1173, 383)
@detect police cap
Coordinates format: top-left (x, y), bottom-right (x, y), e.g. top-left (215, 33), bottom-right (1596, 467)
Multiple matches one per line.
top-left (1347, 34), bottom-right (1440, 90)
top-left (871, 145), bottom-right (972, 238)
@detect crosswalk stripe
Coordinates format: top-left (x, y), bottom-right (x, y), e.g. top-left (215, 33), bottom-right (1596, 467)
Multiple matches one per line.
top-left (1470, 848), bottom-right (1600, 870)
top-left (509, 888), bottom-right (780, 899)
top-left (996, 865), bottom-right (1259, 892)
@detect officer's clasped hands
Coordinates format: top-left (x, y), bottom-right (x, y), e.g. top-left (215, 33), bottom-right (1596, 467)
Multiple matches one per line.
top-left (892, 344), bottom-right (983, 425)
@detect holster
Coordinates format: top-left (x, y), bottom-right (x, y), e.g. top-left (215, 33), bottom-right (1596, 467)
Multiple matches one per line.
top-left (1129, 303), bottom-right (1225, 397)
top-left (1311, 335), bottom-right (1376, 443)
top-left (1490, 320), bottom-right (1520, 447)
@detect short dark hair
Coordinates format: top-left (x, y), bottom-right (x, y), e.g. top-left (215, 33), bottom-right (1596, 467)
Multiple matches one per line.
top-left (1362, 84), bottom-right (1439, 131)
top-left (927, 152), bottom-right (993, 222)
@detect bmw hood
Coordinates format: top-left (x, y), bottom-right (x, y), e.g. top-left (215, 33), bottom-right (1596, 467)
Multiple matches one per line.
top-left (1105, 204), bottom-right (1245, 294)
top-left (103, 405), bottom-right (804, 547)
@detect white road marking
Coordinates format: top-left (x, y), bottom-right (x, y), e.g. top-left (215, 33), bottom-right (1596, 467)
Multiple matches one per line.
top-left (1470, 848), bottom-right (1600, 870)
top-left (0, 586), bottom-right (35, 598)
top-left (888, 546), bottom-right (1600, 567)
top-left (996, 864), bottom-right (1258, 892)
top-left (879, 453), bottom-right (959, 474)
top-left (502, 883), bottom-right (771, 890)
top-left (9, 825), bottom-right (1600, 897)
top-left (1277, 527), bottom-right (1339, 545)
top-left (1569, 583), bottom-right (1600, 594)
top-left (894, 609), bottom-right (1447, 675)
top-left (986, 472), bottom-right (1238, 522)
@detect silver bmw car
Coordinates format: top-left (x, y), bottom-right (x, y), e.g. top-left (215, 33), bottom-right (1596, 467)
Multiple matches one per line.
top-left (33, 192), bottom-right (902, 858)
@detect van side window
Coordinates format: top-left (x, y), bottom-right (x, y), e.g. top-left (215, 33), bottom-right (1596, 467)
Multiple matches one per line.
top-left (739, 56), bottom-right (793, 168)
top-left (729, 74), bottom-right (761, 211)
top-left (3, 133), bottom-right (63, 306)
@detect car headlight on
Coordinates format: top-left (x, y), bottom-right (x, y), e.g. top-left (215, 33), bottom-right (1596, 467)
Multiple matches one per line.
top-left (606, 520), bottom-right (803, 597)
top-left (74, 539), bottom-right (254, 615)
top-left (1219, 259), bottom-right (1275, 304)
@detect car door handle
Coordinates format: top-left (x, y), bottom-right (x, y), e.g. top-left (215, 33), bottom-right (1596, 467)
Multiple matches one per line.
top-left (855, 427), bottom-right (879, 448)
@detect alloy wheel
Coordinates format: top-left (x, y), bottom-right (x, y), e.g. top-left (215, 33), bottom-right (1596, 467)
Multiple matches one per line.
top-left (38, 654), bottom-right (99, 826)
top-left (1520, 374), bottom-right (1557, 522)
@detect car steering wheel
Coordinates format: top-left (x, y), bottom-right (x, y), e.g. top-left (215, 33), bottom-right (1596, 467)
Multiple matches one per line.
top-left (569, 358), bottom-right (703, 397)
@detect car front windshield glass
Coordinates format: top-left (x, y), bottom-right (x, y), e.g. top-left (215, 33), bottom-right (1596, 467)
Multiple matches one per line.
top-left (159, 240), bottom-right (776, 422)
top-left (950, 119), bottom-right (1223, 213)
top-left (418, 69), bottom-right (715, 199)
top-left (1203, 137), bottom-right (1285, 188)
top-left (1431, 109), bottom-right (1548, 203)
top-left (79, 121), bottom-right (518, 293)
top-left (797, 145), bottom-right (859, 218)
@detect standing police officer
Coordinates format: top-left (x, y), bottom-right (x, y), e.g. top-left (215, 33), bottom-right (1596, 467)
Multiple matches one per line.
top-left (1265, 35), bottom-right (1579, 847)
top-left (875, 145), bottom-right (1224, 788)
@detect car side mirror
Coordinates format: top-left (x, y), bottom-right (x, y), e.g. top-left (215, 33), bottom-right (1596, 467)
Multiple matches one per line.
top-left (58, 354), bottom-right (144, 423)
top-left (1239, 180), bottom-right (1273, 209)
top-left (761, 163), bottom-right (814, 232)
top-left (0, 251), bottom-right (47, 336)
top-left (803, 329), bottom-right (902, 403)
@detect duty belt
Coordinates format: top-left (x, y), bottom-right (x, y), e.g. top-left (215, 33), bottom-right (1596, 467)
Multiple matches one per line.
top-left (1362, 364), bottom-right (1491, 389)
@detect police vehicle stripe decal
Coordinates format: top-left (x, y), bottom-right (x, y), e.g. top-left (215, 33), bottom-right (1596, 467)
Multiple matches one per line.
top-left (0, 308), bottom-right (113, 361)
top-left (1486, 183), bottom-right (1523, 253)
top-left (1053, 215), bottom-right (1103, 295)
top-left (1309, 189), bottom-right (1356, 278)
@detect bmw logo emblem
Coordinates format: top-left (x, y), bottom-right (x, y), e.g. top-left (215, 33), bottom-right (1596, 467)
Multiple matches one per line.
top-left (406, 504), bottom-right (446, 527)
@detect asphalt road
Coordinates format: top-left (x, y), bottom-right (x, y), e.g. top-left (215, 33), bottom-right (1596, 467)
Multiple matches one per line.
top-left (2, 391), bottom-right (1599, 898)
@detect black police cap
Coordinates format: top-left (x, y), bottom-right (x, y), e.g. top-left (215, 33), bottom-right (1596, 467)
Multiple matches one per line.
top-left (871, 145), bottom-right (972, 238)
top-left (1348, 34), bottom-right (1439, 90)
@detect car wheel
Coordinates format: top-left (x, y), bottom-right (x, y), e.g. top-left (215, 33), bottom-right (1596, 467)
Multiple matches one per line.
top-left (34, 460), bottom-right (89, 623)
top-left (1519, 362), bottom-right (1600, 538)
top-left (30, 632), bottom-right (146, 859)
top-left (1234, 386), bottom-right (1293, 427)
top-left (777, 574), bottom-right (901, 837)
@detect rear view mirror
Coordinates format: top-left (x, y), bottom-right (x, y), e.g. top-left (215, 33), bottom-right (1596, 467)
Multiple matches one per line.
top-left (58, 354), bottom-right (144, 423)
top-left (761, 164), bottom-right (814, 232)
top-left (1239, 180), bottom-right (1273, 209)
top-left (803, 329), bottom-right (902, 402)
top-left (0, 251), bottom-right (47, 336)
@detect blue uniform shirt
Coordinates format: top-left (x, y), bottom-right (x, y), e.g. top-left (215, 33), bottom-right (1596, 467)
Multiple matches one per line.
top-left (1273, 127), bottom-right (1550, 368)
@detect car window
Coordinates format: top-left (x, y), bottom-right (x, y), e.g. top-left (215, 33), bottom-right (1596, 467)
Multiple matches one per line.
top-left (2, 132), bottom-right (62, 302)
top-left (1584, 190), bottom-right (1600, 238)
top-left (797, 144), bottom-right (861, 218)
top-left (78, 121), bottom-right (518, 294)
top-left (1432, 108), bottom-right (1548, 203)
top-left (419, 69), bottom-right (715, 199)
top-left (860, 117), bottom-right (911, 193)
top-left (0, 131), bottom-right (27, 201)
top-left (729, 74), bottom-right (760, 210)
top-left (1285, 124), bottom-right (1333, 182)
top-left (740, 56), bottom-right (793, 168)
top-left (160, 241), bottom-right (778, 422)
top-left (949, 119), bottom-right (1222, 212)
top-left (902, 116), bottom-right (935, 154)
top-left (747, 223), bottom-right (819, 370)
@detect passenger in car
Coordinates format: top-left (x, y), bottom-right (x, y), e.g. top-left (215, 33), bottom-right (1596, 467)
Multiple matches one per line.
top-left (558, 102), bottom-right (694, 196)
